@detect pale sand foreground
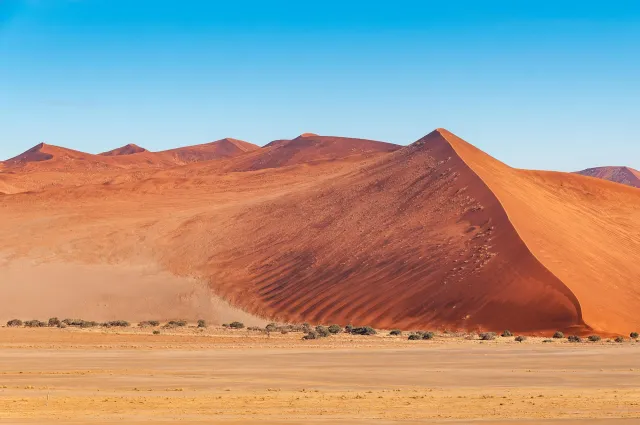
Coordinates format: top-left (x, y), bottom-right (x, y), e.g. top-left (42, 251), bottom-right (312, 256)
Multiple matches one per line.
top-left (1, 328), bottom-right (639, 424)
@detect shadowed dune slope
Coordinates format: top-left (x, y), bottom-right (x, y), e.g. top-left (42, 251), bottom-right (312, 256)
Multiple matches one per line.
top-left (439, 129), bottom-right (640, 334)
top-left (576, 166), bottom-right (640, 188)
top-left (168, 130), bottom-right (584, 332)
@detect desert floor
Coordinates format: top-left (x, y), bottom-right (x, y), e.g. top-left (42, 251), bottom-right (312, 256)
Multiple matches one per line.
top-left (1, 327), bottom-right (639, 424)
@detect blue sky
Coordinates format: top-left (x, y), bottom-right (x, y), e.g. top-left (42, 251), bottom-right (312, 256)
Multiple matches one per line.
top-left (1, 1), bottom-right (639, 171)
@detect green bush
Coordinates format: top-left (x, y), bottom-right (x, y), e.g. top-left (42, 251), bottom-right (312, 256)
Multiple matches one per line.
top-left (328, 324), bottom-right (342, 334)
top-left (139, 320), bottom-right (160, 327)
top-left (389, 329), bottom-right (402, 336)
top-left (229, 321), bottom-right (244, 329)
top-left (588, 335), bottom-right (601, 342)
top-left (630, 332), bottom-right (639, 339)
top-left (514, 335), bottom-right (526, 342)
top-left (350, 326), bottom-right (376, 336)
top-left (6, 319), bottom-right (23, 327)
top-left (408, 333), bottom-right (422, 340)
top-left (48, 317), bottom-right (61, 327)
top-left (197, 320), bottom-right (207, 328)
top-left (567, 335), bottom-right (582, 343)
top-left (501, 330), bottom-right (513, 337)
top-left (553, 331), bottom-right (564, 339)
top-left (479, 332), bottom-right (496, 341)
top-left (345, 324), bottom-right (354, 334)
top-left (615, 336), bottom-right (625, 343)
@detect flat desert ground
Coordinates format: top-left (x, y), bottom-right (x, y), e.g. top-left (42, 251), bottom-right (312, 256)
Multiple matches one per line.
top-left (1, 326), bottom-right (640, 424)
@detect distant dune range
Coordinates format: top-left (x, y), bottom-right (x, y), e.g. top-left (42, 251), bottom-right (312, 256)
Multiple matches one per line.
top-left (576, 166), bottom-right (640, 188)
top-left (0, 130), bottom-right (638, 334)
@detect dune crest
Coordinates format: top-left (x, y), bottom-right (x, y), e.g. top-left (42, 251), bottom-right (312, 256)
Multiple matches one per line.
top-left (100, 144), bottom-right (148, 156)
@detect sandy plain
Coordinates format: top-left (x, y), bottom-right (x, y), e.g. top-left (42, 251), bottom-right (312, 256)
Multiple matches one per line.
top-left (1, 326), bottom-right (639, 424)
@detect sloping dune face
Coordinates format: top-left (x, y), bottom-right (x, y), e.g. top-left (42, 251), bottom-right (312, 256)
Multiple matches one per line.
top-left (171, 130), bottom-right (583, 332)
top-left (100, 144), bottom-right (148, 156)
top-left (229, 134), bottom-right (401, 171)
top-left (576, 166), bottom-right (640, 188)
top-left (440, 130), bottom-right (640, 334)
top-left (161, 138), bottom-right (260, 164)
top-left (1, 129), bottom-right (638, 333)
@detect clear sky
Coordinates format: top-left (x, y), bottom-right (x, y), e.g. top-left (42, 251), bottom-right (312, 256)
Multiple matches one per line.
top-left (1, 0), bottom-right (639, 171)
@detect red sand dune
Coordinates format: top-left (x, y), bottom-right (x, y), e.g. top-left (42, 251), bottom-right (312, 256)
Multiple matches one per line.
top-left (576, 166), bottom-right (640, 188)
top-left (100, 144), bottom-right (149, 156)
top-left (0, 129), bottom-right (638, 334)
top-left (228, 134), bottom-right (401, 171)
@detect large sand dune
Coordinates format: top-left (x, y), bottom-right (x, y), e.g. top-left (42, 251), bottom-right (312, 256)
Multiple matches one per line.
top-left (576, 166), bottom-right (640, 188)
top-left (0, 129), bottom-right (638, 334)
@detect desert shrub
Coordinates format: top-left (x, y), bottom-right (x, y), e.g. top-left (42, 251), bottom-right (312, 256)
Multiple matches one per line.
top-left (138, 320), bottom-right (160, 328)
top-left (301, 322), bottom-right (312, 332)
top-left (328, 324), bottom-right (342, 334)
top-left (302, 331), bottom-right (318, 340)
top-left (408, 333), bottom-right (422, 340)
top-left (567, 335), bottom-right (582, 343)
top-left (615, 336), bottom-right (625, 343)
top-left (102, 320), bottom-right (130, 328)
top-left (479, 332), bottom-right (497, 341)
top-left (389, 329), bottom-right (402, 336)
top-left (501, 330), bottom-right (513, 337)
top-left (514, 335), bottom-right (526, 342)
top-left (588, 335), bottom-right (601, 342)
top-left (222, 323), bottom-right (229, 328)
top-left (6, 319), bottom-right (23, 327)
top-left (630, 332), bottom-right (639, 339)
top-left (422, 331), bottom-right (435, 340)
top-left (553, 331), bottom-right (564, 339)
top-left (48, 317), bottom-right (61, 327)
top-left (247, 326), bottom-right (264, 332)
top-left (24, 320), bottom-right (47, 328)
top-left (61, 319), bottom-right (98, 328)
top-left (345, 324), bottom-right (354, 334)
top-left (153, 330), bottom-right (160, 335)
top-left (315, 326), bottom-right (331, 337)
top-left (58, 322), bottom-right (67, 329)
top-left (542, 339), bottom-right (554, 343)
top-left (265, 323), bottom-right (278, 332)
top-left (197, 320), bottom-right (207, 328)
top-left (164, 320), bottom-right (188, 328)
top-left (229, 321), bottom-right (245, 329)
top-left (350, 326), bottom-right (376, 336)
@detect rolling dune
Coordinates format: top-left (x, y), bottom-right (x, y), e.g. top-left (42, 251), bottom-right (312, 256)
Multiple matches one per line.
top-left (0, 129), bottom-right (638, 334)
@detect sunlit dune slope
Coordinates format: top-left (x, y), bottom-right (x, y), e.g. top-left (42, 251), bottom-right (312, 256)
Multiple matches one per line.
top-left (227, 134), bottom-right (401, 171)
top-left (439, 129), bottom-right (640, 334)
top-left (576, 166), bottom-right (640, 188)
top-left (168, 130), bottom-right (584, 332)
top-left (100, 143), bottom-right (148, 156)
